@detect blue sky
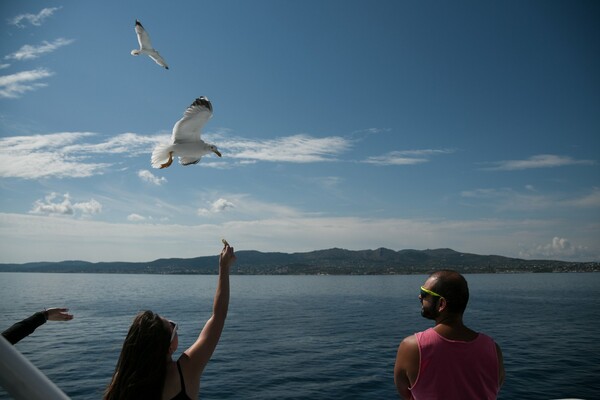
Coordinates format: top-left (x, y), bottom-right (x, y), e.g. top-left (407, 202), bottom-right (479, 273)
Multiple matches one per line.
top-left (0, 1), bottom-right (598, 263)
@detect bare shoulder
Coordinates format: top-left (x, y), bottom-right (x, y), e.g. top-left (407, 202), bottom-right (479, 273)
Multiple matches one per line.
top-left (395, 334), bottom-right (420, 396)
top-left (396, 335), bottom-right (420, 368)
top-left (400, 334), bottom-right (418, 351)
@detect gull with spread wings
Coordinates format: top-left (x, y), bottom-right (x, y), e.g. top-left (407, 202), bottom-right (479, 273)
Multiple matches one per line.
top-left (131, 19), bottom-right (169, 69)
top-left (151, 97), bottom-right (222, 169)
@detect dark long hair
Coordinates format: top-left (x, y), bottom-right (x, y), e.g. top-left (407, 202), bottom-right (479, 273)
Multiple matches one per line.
top-left (104, 311), bottom-right (171, 400)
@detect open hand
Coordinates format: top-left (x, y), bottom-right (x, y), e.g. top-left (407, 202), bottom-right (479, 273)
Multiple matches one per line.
top-left (46, 308), bottom-right (74, 322)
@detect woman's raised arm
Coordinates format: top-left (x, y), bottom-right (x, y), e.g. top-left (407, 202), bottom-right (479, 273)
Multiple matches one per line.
top-left (182, 243), bottom-right (236, 374)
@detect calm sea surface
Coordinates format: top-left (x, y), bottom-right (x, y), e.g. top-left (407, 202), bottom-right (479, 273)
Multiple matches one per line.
top-left (1, 272), bottom-right (599, 399)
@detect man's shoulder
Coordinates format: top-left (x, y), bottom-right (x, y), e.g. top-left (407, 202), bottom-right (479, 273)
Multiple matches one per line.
top-left (400, 333), bottom-right (419, 349)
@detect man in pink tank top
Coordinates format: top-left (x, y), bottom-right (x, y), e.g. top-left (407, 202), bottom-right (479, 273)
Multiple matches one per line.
top-left (394, 270), bottom-right (505, 400)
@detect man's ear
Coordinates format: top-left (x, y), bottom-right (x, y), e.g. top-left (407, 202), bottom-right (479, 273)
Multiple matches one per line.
top-left (437, 297), bottom-right (448, 312)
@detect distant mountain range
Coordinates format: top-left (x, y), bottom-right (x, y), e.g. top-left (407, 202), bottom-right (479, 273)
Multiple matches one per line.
top-left (0, 248), bottom-right (598, 275)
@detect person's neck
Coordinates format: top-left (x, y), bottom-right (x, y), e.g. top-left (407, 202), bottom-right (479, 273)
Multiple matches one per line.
top-left (435, 313), bottom-right (464, 328)
top-left (433, 313), bottom-right (477, 340)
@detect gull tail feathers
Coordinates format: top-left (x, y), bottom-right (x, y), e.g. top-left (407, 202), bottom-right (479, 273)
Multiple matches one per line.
top-left (151, 144), bottom-right (174, 169)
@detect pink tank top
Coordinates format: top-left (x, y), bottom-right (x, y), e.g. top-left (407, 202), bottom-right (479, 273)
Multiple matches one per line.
top-left (411, 328), bottom-right (500, 400)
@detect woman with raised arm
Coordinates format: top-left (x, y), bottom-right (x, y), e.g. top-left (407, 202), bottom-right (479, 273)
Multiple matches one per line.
top-left (104, 242), bottom-right (236, 400)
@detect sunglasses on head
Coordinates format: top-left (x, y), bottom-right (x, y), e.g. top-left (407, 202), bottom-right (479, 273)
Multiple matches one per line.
top-left (168, 320), bottom-right (178, 342)
top-left (420, 286), bottom-right (442, 299)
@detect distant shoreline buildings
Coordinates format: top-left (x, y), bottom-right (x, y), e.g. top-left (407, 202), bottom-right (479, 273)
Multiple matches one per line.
top-left (1, 248), bottom-right (598, 275)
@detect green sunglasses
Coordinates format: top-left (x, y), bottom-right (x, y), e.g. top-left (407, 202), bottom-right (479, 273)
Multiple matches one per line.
top-left (420, 286), bottom-right (443, 298)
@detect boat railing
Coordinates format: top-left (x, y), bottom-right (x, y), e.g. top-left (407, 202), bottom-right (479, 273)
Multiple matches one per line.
top-left (0, 336), bottom-right (70, 399)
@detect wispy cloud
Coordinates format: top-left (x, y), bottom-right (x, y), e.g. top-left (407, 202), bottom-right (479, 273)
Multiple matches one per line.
top-left (0, 68), bottom-right (54, 98)
top-left (8, 7), bottom-right (61, 28)
top-left (138, 170), bottom-right (167, 186)
top-left (349, 127), bottom-right (391, 141)
top-left (64, 132), bottom-right (162, 156)
top-left (306, 176), bottom-right (344, 190)
top-left (362, 149), bottom-right (454, 166)
top-left (126, 213), bottom-right (169, 223)
top-left (29, 193), bottom-right (102, 217)
top-left (0, 132), bottom-right (162, 179)
top-left (461, 187), bottom-right (552, 211)
top-left (562, 187), bottom-right (600, 208)
top-left (5, 38), bottom-right (75, 61)
top-left (219, 134), bottom-right (352, 163)
top-left (0, 132), bottom-right (109, 179)
top-left (460, 187), bottom-right (600, 211)
top-left (484, 154), bottom-right (596, 171)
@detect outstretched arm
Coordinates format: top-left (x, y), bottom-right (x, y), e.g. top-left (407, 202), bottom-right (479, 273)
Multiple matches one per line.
top-left (1, 308), bottom-right (73, 345)
top-left (183, 243), bottom-right (236, 374)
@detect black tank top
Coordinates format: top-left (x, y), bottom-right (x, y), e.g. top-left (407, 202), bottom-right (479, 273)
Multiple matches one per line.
top-left (169, 361), bottom-right (192, 400)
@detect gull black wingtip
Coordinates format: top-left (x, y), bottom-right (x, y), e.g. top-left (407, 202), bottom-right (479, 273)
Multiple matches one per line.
top-left (191, 96), bottom-right (212, 111)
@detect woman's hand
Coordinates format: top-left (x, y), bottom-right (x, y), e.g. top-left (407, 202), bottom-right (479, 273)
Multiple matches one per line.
top-left (46, 308), bottom-right (74, 321)
top-left (219, 241), bottom-right (236, 270)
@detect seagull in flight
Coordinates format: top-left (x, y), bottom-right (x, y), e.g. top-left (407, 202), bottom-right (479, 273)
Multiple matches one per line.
top-left (131, 19), bottom-right (169, 69)
top-left (151, 97), bottom-right (222, 169)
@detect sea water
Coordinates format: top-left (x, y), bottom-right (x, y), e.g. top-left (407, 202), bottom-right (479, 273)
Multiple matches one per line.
top-left (1, 272), bottom-right (599, 399)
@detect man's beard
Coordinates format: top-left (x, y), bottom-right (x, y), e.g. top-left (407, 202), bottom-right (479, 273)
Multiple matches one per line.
top-left (421, 300), bottom-right (439, 320)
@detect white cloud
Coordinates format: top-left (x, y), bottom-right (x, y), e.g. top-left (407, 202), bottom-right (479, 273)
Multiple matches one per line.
top-left (5, 38), bottom-right (75, 61)
top-left (64, 133), bottom-right (162, 156)
top-left (126, 213), bottom-right (169, 223)
top-left (30, 193), bottom-right (74, 215)
top-left (9, 7), bottom-right (61, 27)
top-left (2, 131), bottom-right (93, 151)
top-left (0, 64), bottom-right (10, 70)
top-left (195, 193), bottom-right (301, 220)
top-left (198, 198), bottom-right (235, 216)
top-left (0, 68), bottom-right (54, 98)
top-left (485, 154), bottom-right (596, 171)
top-left (0, 132), bottom-right (164, 179)
top-left (220, 134), bottom-right (351, 163)
top-left (363, 149), bottom-right (454, 166)
top-left (0, 130), bottom-right (350, 172)
top-left (138, 170), bottom-right (167, 186)
top-left (0, 132), bottom-right (110, 179)
top-left (127, 213), bottom-right (146, 222)
top-left (212, 198), bottom-right (235, 212)
top-left (519, 237), bottom-right (591, 260)
top-left (73, 198), bottom-right (102, 215)
top-left (29, 193), bottom-right (102, 217)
